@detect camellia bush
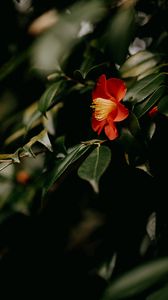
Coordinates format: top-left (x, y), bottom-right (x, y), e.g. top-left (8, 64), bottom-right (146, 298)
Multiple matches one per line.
top-left (0, 0), bottom-right (168, 298)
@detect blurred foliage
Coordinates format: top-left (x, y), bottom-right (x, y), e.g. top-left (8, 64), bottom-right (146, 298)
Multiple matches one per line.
top-left (0, 0), bottom-right (168, 299)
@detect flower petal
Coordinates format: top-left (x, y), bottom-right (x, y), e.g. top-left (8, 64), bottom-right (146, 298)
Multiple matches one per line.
top-left (92, 74), bottom-right (110, 100)
top-left (114, 102), bottom-right (129, 122)
top-left (92, 114), bottom-right (106, 135)
top-left (104, 121), bottom-right (118, 140)
top-left (106, 78), bottom-right (127, 102)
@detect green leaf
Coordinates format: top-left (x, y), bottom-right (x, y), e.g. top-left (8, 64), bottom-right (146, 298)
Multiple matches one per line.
top-left (10, 186), bottom-right (36, 215)
top-left (23, 102), bottom-right (42, 131)
top-left (134, 86), bottom-right (166, 118)
top-left (125, 73), bottom-right (165, 103)
top-left (42, 102), bottom-right (64, 135)
top-left (38, 79), bottom-right (67, 114)
top-left (147, 285), bottom-right (168, 300)
top-left (158, 95), bottom-right (168, 116)
top-left (78, 145), bottom-right (111, 193)
top-left (43, 143), bottom-right (93, 195)
top-left (32, 1), bottom-right (106, 73)
top-left (120, 51), bottom-right (160, 78)
top-left (102, 258), bottom-right (168, 300)
top-left (0, 49), bottom-right (29, 82)
top-left (75, 42), bottom-right (108, 80)
top-left (104, 3), bottom-right (135, 64)
top-left (0, 182), bottom-right (37, 223)
top-left (127, 112), bottom-right (141, 137)
top-left (54, 135), bottom-right (67, 156)
top-left (78, 47), bottom-right (100, 79)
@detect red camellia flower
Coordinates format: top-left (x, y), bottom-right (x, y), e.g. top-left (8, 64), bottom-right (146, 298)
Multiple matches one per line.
top-left (91, 74), bottom-right (129, 140)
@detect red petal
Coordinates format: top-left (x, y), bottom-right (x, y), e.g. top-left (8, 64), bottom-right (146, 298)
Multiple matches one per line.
top-left (114, 103), bottom-right (129, 122)
top-left (92, 115), bottom-right (106, 135)
top-left (92, 74), bottom-right (111, 100)
top-left (104, 121), bottom-right (118, 140)
top-left (107, 104), bottom-right (118, 121)
top-left (106, 78), bottom-right (127, 102)
top-left (148, 106), bottom-right (158, 118)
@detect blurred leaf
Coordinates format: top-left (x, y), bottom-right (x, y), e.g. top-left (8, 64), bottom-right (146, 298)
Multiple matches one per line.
top-left (0, 185), bottom-right (36, 224)
top-left (74, 43), bottom-right (107, 79)
top-left (54, 136), bottom-right (67, 156)
top-left (147, 285), bottom-right (168, 300)
top-left (102, 258), bottom-right (168, 300)
top-left (11, 187), bottom-right (36, 215)
top-left (32, 1), bottom-right (106, 73)
top-left (0, 181), bottom-right (13, 208)
top-left (0, 50), bottom-right (29, 82)
top-left (125, 73), bottom-right (165, 103)
top-left (42, 102), bottom-right (64, 135)
top-left (158, 95), bottom-right (168, 116)
top-left (120, 51), bottom-right (160, 78)
top-left (43, 142), bottom-right (94, 195)
top-left (104, 3), bottom-right (135, 64)
top-left (134, 86), bottom-right (166, 118)
top-left (23, 102), bottom-right (42, 131)
top-left (5, 128), bottom-right (27, 146)
top-left (78, 145), bottom-right (111, 193)
top-left (38, 79), bottom-right (67, 114)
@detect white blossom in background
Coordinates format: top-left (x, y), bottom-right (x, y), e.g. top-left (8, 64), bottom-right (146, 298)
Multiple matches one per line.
top-left (13, 0), bottom-right (33, 14)
top-left (136, 11), bottom-right (151, 26)
top-left (129, 37), bottom-right (152, 55)
top-left (77, 21), bottom-right (93, 38)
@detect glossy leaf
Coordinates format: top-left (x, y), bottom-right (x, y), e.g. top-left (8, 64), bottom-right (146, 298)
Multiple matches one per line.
top-left (127, 112), bottom-right (141, 137)
top-left (134, 86), bottom-right (166, 118)
top-left (78, 45), bottom-right (102, 79)
top-left (125, 73), bottom-right (165, 103)
top-left (120, 51), bottom-right (160, 78)
top-left (38, 79), bottom-right (67, 114)
top-left (102, 258), bottom-right (168, 300)
top-left (43, 142), bottom-right (93, 195)
top-left (158, 95), bottom-right (168, 116)
top-left (78, 145), bottom-right (111, 193)
top-left (105, 3), bottom-right (135, 64)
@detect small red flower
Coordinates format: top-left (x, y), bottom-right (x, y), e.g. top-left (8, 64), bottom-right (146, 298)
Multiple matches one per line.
top-left (16, 170), bottom-right (30, 185)
top-left (148, 106), bottom-right (158, 118)
top-left (91, 74), bottom-right (129, 140)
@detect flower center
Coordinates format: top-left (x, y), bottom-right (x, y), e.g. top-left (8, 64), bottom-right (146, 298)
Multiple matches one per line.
top-left (91, 98), bottom-right (116, 121)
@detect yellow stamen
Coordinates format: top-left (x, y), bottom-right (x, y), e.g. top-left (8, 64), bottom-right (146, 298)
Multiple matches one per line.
top-left (91, 98), bottom-right (116, 121)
